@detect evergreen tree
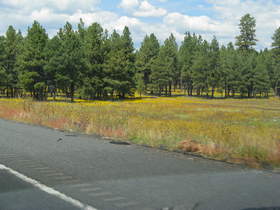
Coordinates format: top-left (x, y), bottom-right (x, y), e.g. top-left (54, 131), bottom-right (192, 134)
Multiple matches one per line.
top-left (165, 34), bottom-right (179, 92)
top-left (192, 40), bottom-right (210, 96)
top-left (150, 45), bottom-right (170, 96)
top-left (0, 36), bottom-right (7, 91)
top-left (3, 26), bottom-right (22, 97)
top-left (236, 14), bottom-right (257, 51)
top-left (136, 33), bottom-right (160, 91)
top-left (44, 35), bottom-right (62, 100)
top-left (150, 34), bottom-right (177, 96)
top-left (0, 18), bottom-right (275, 100)
top-left (253, 54), bottom-right (270, 96)
top-left (208, 37), bottom-right (220, 97)
top-left (271, 27), bottom-right (280, 95)
top-left (81, 23), bottom-right (106, 99)
top-left (104, 27), bottom-right (135, 98)
top-left (17, 21), bottom-right (48, 100)
top-left (179, 33), bottom-right (202, 96)
top-left (56, 22), bottom-right (85, 102)
top-left (219, 43), bottom-right (242, 97)
top-left (78, 18), bottom-right (86, 42)
top-left (239, 52), bottom-right (257, 97)
top-left (235, 14), bottom-right (259, 97)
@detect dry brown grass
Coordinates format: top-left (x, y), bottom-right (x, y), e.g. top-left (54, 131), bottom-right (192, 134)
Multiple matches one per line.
top-left (0, 96), bottom-right (280, 168)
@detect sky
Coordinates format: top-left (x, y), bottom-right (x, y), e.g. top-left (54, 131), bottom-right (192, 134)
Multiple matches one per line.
top-left (0, 0), bottom-right (280, 49)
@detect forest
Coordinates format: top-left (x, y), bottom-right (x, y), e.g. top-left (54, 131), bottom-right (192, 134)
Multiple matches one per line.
top-left (0, 13), bottom-right (280, 101)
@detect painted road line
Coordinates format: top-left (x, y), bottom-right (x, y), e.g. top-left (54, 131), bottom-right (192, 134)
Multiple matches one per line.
top-left (0, 164), bottom-right (97, 210)
top-left (103, 197), bottom-right (126, 202)
top-left (0, 156), bottom-right (17, 159)
top-left (52, 176), bottom-right (75, 181)
top-left (0, 154), bottom-right (17, 157)
top-left (44, 172), bottom-right (65, 176)
top-left (88, 192), bottom-right (112, 197)
top-left (34, 167), bottom-right (51, 170)
top-left (23, 165), bottom-right (45, 168)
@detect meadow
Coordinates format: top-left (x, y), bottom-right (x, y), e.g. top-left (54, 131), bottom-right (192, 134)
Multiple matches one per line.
top-left (0, 96), bottom-right (280, 169)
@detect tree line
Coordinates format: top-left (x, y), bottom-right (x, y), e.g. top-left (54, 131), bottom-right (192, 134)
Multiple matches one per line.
top-left (0, 14), bottom-right (280, 101)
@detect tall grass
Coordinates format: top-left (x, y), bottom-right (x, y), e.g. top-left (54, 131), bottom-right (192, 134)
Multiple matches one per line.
top-left (0, 97), bottom-right (280, 168)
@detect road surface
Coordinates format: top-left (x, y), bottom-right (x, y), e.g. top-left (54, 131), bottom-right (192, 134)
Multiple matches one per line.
top-left (0, 119), bottom-right (279, 210)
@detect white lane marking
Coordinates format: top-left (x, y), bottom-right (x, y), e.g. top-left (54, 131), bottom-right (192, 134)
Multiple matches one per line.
top-left (36, 168), bottom-right (59, 172)
top-left (35, 167), bottom-right (50, 170)
top-left (89, 192), bottom-right (112, 197)
top-left (71, 183), bottom-right (93, 188)
top-left (104, 197), bottom-right (125, 202)
top-left (0, 156), bottom-right (17, 159)
top-left (52, 176), bottom-right (74, 180)
top-left (0, 164), bottom-right (97, 210)
top-left (44, 172), bottom-right (65, 176)
top-left (0, 154), bottom-right (17, 157)
top-left (24, 165), bottom-right (46, 169)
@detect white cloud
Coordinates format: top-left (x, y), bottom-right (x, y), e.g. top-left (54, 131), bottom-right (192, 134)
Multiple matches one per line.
top-left (31, 8), bottom-right (68, 24)
top-left (68, 10), bottom-right (119, 27)
top-left (164, 12), bottom-right (234, 35)
top-left (119, 0), bottom-right (166, 17)
top-left (133, 1), bottom-right (167, 17)
top-left (119, 0), bottom-right (139, 11)
top-left (0, 0), bottom-right (100, 13)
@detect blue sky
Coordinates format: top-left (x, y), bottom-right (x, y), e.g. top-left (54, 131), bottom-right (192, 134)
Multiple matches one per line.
top-left (0, 0), bottom-right (279, 49)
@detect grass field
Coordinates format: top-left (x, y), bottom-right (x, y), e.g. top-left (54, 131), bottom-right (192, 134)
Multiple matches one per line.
top-left (0, 96), bottom-right (280, 169)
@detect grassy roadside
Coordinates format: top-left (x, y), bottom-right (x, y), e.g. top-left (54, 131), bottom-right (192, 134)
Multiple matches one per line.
top-left (0, 97), bottom-right (280, 169)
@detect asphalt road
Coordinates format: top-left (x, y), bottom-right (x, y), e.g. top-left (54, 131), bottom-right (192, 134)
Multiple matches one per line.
top-left (0, 119), bottom-right (279, 210)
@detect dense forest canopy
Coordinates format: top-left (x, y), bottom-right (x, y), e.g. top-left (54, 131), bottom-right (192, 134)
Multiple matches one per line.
top-left (0, 14), bottom-right (280, 100)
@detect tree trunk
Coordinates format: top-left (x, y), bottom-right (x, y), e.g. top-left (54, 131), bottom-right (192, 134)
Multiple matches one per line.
top-left (70, 83), bottom-right (75, 102)
top-left (211, 87), bottom-right (215, 98)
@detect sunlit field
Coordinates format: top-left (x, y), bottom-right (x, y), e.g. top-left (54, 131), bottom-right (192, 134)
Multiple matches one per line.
top-left (0, 96), bottom-right (280, 169)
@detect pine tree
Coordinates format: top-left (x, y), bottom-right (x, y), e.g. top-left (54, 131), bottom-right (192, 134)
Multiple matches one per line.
top-left (150, 35), bottom-right (177, 96)
top-left (235, 14), bottom-right (258, 97)
top-left (253, 54), bottom-right (270, 97)
top-left (136, 33), bottom-right (160, 91)
top-left (17, 21), bottom-right (48, 100)
top-left (44, 35), bottom-right (62, 100)
top-left (192, 40), bottom-right (210, 96)
top-left (165, 34), bottom-right (178, 93)
top-left (271, 27), bottom-right (280, 96)
top-left (179, 33), bottom-right (202, 96)
top-left (56, 22), bottom-right (85, 102)
top-left (208, 36), bottom-right (220, 98)
top-left (3, 26), bottom-right (22, 97)
top-left (219, 43), bottom-right (242, 97)
top-left (104, 27), bottom-right (135, 98)
top-left (0, 36), bottom-right (7, 91)
top-left (236, 14), bottom-right (257, 51)
top-left (239, 52), bottom-right (257, 97)
top-left (150, 45), bottom-right (170, 96)
top-left (81, 23), bottom-right (106, 99)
